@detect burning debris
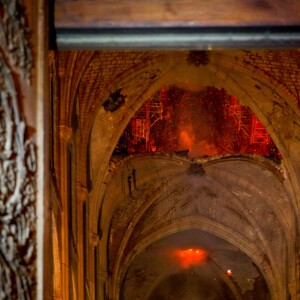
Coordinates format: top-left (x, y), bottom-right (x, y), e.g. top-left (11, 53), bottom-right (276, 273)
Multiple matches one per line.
top-left (114, 86), bottom-right (281, 162)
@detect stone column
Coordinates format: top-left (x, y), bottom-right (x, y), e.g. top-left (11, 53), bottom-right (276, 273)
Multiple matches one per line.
top-left (76, 183), bottom-right (88, 300)
top-left (89, 231), bottom-right (100, 300)
top-left (59, 124), bottom-right (73, 300)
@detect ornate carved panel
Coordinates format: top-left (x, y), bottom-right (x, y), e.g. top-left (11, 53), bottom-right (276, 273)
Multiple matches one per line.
top-left (0, 0), bottom-right (32, 81)
top-left (0, 0), bottom-right (36, 298)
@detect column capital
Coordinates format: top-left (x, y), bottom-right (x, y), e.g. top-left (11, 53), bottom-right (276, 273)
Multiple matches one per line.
top-left (59, 124), bottom-right (73, 143)
top-left (89, 232), bottom-right (99, 247)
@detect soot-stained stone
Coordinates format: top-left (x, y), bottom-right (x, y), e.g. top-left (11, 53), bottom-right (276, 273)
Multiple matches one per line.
top-left (103, 88), bottom-right (126, 112)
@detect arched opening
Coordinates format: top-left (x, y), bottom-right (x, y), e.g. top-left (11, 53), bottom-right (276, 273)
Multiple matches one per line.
top-left (100, 154), bottom-right (293, 299)
top-left (83, 51), bottom-right (300, 300)
top-left (51, 49), bottom-right (300, 300)
top-left (122, 229), bottom-right (270, 300)
top-left (114, 85), bottom-right (281, 160)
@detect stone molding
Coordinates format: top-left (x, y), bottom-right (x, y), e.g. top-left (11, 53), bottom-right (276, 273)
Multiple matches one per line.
top-left (0, 0), bottom-right (33, 82)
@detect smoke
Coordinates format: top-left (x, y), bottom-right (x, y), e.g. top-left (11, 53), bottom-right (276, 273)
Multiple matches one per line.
top-left (179, 127), bottom-right (195, 152)
top-left (179, 127), bottom-right (218, 157)
top-left (197, 140), bottom-right (219, 156)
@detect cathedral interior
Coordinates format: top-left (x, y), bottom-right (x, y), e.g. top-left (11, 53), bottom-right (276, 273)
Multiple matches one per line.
top-left (1, 1), bottom-right (300, 300)
top-left (50, 49), bottom-right (300, 299)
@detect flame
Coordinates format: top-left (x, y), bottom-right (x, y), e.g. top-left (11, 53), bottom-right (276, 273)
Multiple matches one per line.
top-left (179, 127), bottom-right (218, 157)
top-left (197, 140), bottom-right (219, 156)
top-left (179, 127), bottom-right (195, 151)
top-left (173, 248), bottom-right (207, 269)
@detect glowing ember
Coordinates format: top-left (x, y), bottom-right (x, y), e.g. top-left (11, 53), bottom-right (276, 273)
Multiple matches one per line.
top-left (226, 269), bottom-right (232, 276)
top-left (173, 248), bottom-right (207, 269)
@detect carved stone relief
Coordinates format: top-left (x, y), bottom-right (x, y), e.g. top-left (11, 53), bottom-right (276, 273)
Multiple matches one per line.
top-left (0, 0), bottom-right (36, 299)
top-left (0, 53), bottom-right (36, 300)
top-left (0, 0), bottom-right (33, 81)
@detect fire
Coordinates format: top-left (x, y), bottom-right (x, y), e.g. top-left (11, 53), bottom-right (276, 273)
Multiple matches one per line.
top-left (179, 128), bottom-right (195, 151)
top-left (173, 248), bottom-right (207, 269)
top-left (179, 127), bottom-right (218, 157)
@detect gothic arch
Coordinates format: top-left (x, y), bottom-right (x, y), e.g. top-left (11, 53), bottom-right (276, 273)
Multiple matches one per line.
top-left (76, 51), bottom-right (300, 299)
top-left (99, 155), bottom-right (293, 299)
top-left (114, 220), bottom-right (279, 300)
top-left (89, 51), bottom-right (300, 235)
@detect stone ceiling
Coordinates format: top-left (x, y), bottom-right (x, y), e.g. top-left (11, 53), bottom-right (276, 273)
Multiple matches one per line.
top-left (53, 49), bottom-right (300, 299)
top-left (101, 154), bottom-right (292, 299)
top-left (124, 229), bottom-right (268, 300)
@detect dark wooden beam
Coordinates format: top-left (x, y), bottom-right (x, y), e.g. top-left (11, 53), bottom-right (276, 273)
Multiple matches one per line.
top-left (55, 0), bottom-right (300, 28)
top-left (54, 0), bottom-right (300, 49)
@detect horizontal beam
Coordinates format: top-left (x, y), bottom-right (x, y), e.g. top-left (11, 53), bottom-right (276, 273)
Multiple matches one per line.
top-left (56, 27), bottom-right (300, 50)
top-left (55, 1), bottom-right (300, 29)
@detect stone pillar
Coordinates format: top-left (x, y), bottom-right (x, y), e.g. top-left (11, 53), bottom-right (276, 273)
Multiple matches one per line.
top-left (59, 124), bottom-right (73, 300)
top-left (76, 183), bottom-right (88, 300)
top-left (89, 231), bottom-right (100, 300)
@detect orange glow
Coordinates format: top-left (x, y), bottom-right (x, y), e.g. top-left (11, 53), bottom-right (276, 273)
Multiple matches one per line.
top-left (173, 248), bottom-right (207, 269)
top-left (226, 269), bottom-right (232, 276)
top-left (179, 129), bottom-right (218, 157)
top-left (179, 128), bottom-right (195, 152)
top-left (115, 86), bottom-right (281, 161)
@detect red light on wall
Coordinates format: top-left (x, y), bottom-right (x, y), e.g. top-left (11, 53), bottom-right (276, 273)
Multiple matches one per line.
top-left (173, 248), bottom-right (207, 269)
